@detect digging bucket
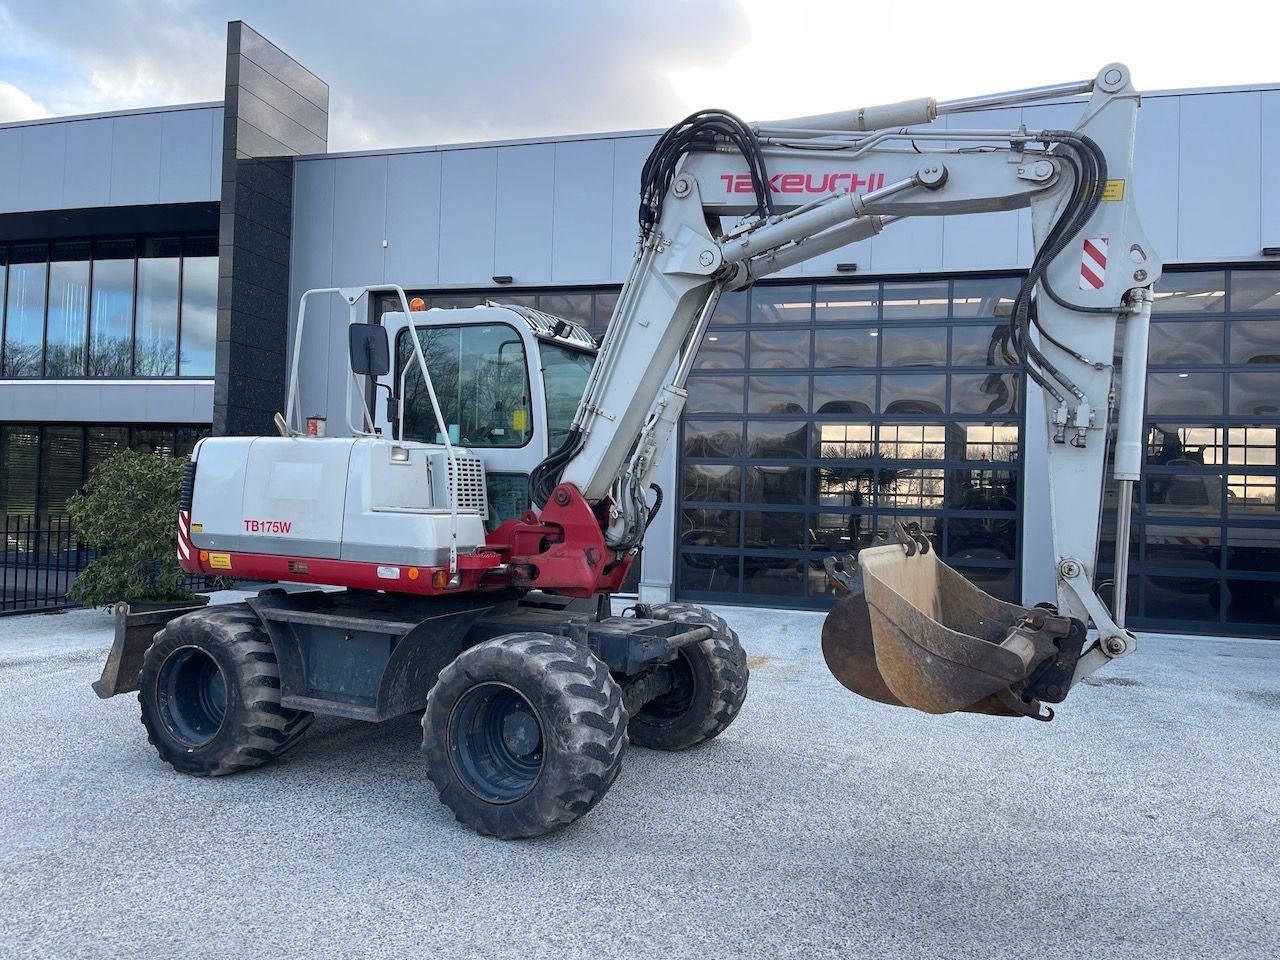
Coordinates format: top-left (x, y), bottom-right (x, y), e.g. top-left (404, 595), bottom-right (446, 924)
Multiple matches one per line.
top-left (822, 540), bottom-right (1074, 717)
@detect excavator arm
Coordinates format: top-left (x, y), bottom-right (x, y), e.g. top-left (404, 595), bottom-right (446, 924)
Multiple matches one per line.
top-left (523, 64), bottom-right (1160, 718)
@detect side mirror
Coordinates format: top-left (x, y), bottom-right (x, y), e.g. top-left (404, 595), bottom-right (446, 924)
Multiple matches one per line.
top-left (349, 323), bottom-right (390, 377)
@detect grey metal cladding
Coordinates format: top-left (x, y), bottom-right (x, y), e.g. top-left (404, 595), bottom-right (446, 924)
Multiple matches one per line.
top-left (234, 22), bottom-right (330, 112)
top-left (215, 21), bottom-right (329, 437)
top-left (234, 55), bottom-right (329, 139)
top-left (159, 109), bottom-right (217, 203)
top-left (235, 86), bottom-right (327, 158)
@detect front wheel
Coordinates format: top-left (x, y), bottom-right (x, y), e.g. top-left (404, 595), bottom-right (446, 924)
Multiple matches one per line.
top-left (627, 603), bottom-right (749, 751)
top-left (422, 632), bottom-right (627, 839)
top-left (138, 603), bottom-right (313, 776)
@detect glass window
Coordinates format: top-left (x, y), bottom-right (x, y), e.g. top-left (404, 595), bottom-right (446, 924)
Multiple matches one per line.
top-left (399, 324), bottom-right (533, 447)
top-left (1144, 523), bottom-right (1222, 571)
top-left (749, 328), bottom-right (810, 369)
top-left (179, 255), bottom-right (218, 376)
top-left (694, 330), bottom-right (745, 370)
top-left (948, 469), bottom-right (1019, 512)
top-left (682, 464), bottom-right (741, 503)
top-left (686, 376), bottom-right (743, 414)
top-left (684, 421), bottom-right (742, 459)
top-left (743, 511), bottom-right (805, 551)
top-left (38, 427), bottom-right (84, 519)
top-left (743, 556), bottom-right (804, 596)
top-left (1151, 271), bottom-right (1226, 314)
top-left (711, 289), bottom-right (747, 328)
top-left (951, 323), bottom-right (1016, 366)
top-left (1220, 428), bottom-right (1277, 468)
top-left (812, 374), bottom-right (875, 414)
top-left (947, 513), bottom-right (1018, 563)
top-left (45, 242), bottom-right (90, 377)
top-left (174, 426), bottom-right (210, 459)
top-left (536, 293), bottom-right (593, 328)
top-left (3, 244), bottom-right (48, 378)
top-left (951, 372), bottom-right (1019, 415)
top-left (745, 421), bottom-right (809, 459)
top-left (816, 327), bottom-right (878, 368)
top-left (751, 284), bottom-right (812, 324)
top-left (1145, 472), bottom-right (1223, 512)
top-left (952, 277), bottom-right (1018, 318)
top-left (135, 240), bottom-right (181, 376)
top-left (538, 340), bottom-right (593, 450)
top-left (880, 373), bottom-right (946, 414)
top-left (1226, 474), bottom-right (1277, 511)
top-left (1, 425), bottom-right (39, 517)
top-left (1146, 372), bottom-right (1223, 417)
top-left (130, 428), bottom-right (175, 456)
top-left (878, 423), bottom-right (947, 460)
top-left (592, 292), bottom-right (619, 336)
top-left (1230, 269), bottom-right (1280, 312)
top-left (880, 326), bottom-right (946, 366)
top-left (87, 427), bottom-right (128, 478)
top-left (1228, 373), bottom-right (1279, 417)
top-left (815, 283), bottom-right (878, 322)
top-left (1146, 424), bottom-right (1222, 466)
top-left (680, 552), bottom-right (740, 593)
top-left (746, 465), bottom-right (807, 504)
top-left (882, 280), bottom-right (948, 320)
top-left (816, 460), bottom-right (880, 509)
top-left (681, 508), bottom-right (739, 548)
top-left (817, 422), bottom-right (875, 461)
top-left (747, 375), bottom-right (807, 414)
top-left (485, 473), bottom-right (531, 531)
top-left (89, 241), bottom-right (136, 377)
top-left (1149, 320), bottom-right (1224, 365)
top-left (950, 423), bottom-right (1020, 463)
top-left (1230, 320), bottom-right (1280, 364)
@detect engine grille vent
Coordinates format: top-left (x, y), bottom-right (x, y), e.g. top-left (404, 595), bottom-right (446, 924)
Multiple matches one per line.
top-left (444, 454), bottom-right (488, 518)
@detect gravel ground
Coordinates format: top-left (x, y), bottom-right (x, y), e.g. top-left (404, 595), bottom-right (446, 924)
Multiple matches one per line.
top-left (0, 594), bottom-right (1277, 959)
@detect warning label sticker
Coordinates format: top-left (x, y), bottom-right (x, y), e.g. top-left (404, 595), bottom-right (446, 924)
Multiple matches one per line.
top-left (208, 553), bottom-right (233, 570)
top-left (1102, 180), bottom-right (1125, 202)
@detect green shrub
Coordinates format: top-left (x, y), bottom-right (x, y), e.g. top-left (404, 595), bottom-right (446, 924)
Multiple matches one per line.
top-left (67, 449), bottom-right (195, 606)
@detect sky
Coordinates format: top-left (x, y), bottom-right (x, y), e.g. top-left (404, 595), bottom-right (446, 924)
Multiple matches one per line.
top-left (0, 0), bottom-right (1274, 153)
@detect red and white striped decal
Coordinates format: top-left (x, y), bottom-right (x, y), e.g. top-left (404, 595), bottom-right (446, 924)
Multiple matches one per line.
top-left (1079, 236), bottom-right (1108, 290)
top-left (177, 510), bottom-right (192, 562)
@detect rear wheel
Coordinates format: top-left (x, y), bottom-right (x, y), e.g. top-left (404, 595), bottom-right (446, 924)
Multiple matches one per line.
top-left (422, 632), bottom-right (627, 839)
top-left (628, 602), bottom-right (749, 751)
top-left (138, 603), bottom-right (313, 776)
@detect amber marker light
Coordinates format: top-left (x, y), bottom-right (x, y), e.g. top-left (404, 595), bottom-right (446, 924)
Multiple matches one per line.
top-left (407, 567), bottom-right (420, 581)
top-left (409, 297), bottom-right (427, 311)
top-left (432, 570), bottom-right (449, 589)
top-left (199, 551), bottom-right (209, 561)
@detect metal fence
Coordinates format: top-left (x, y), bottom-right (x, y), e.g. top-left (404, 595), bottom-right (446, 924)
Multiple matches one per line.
top-left (1, 515), bottom-right (210, 615)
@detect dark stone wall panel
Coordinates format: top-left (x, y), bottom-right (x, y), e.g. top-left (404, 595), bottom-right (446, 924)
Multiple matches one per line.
top-left (213, 21), bottom-right (327, 437)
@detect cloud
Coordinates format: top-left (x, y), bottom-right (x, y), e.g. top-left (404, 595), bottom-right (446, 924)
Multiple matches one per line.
top-left (0, 0), bottom-right (750, 150)
top-left (0, 81), bottom-right (48, 122)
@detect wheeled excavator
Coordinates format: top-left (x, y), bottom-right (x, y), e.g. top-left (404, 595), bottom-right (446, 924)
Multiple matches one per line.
top-left (96, 64), bottom-right (1160, 838)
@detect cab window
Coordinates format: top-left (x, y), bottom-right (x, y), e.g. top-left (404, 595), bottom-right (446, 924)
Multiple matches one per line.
top-left (539, 340), bottom-right (594, 449)
top-left (398, 324), bottom-right (532, 447)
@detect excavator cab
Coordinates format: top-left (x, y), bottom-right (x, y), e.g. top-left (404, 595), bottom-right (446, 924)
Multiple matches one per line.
top-left (821, 523), bottom-right (1086, 720)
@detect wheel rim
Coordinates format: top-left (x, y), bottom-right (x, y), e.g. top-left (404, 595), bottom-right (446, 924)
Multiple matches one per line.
top-left (447, 682), bottom-right (544, 804)
top-left (158, 646), bottom-right (228, 747)
top-left (639, 650), bottom-right (698, 726)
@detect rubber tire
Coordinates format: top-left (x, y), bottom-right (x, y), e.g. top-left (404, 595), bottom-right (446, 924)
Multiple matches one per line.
top-left (628, 602), bottom-right (749, 751)
top-left (139, 603), bottom-right (314, 777)
top-left (422, 632), bottom-right (627, 839)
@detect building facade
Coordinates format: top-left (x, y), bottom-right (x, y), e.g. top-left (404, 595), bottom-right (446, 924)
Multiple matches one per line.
top-left (2, 24), bottom-right (1278, 635)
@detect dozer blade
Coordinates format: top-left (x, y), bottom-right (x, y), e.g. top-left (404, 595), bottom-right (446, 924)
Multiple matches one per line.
top-left (820, 535), bottom-right (1085, 719)
top-left (92, 600), bottom-right (208, 698)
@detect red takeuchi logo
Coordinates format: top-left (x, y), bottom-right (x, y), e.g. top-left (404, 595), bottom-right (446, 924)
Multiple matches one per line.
top-left (719, 172), bottom-right (888, 194)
